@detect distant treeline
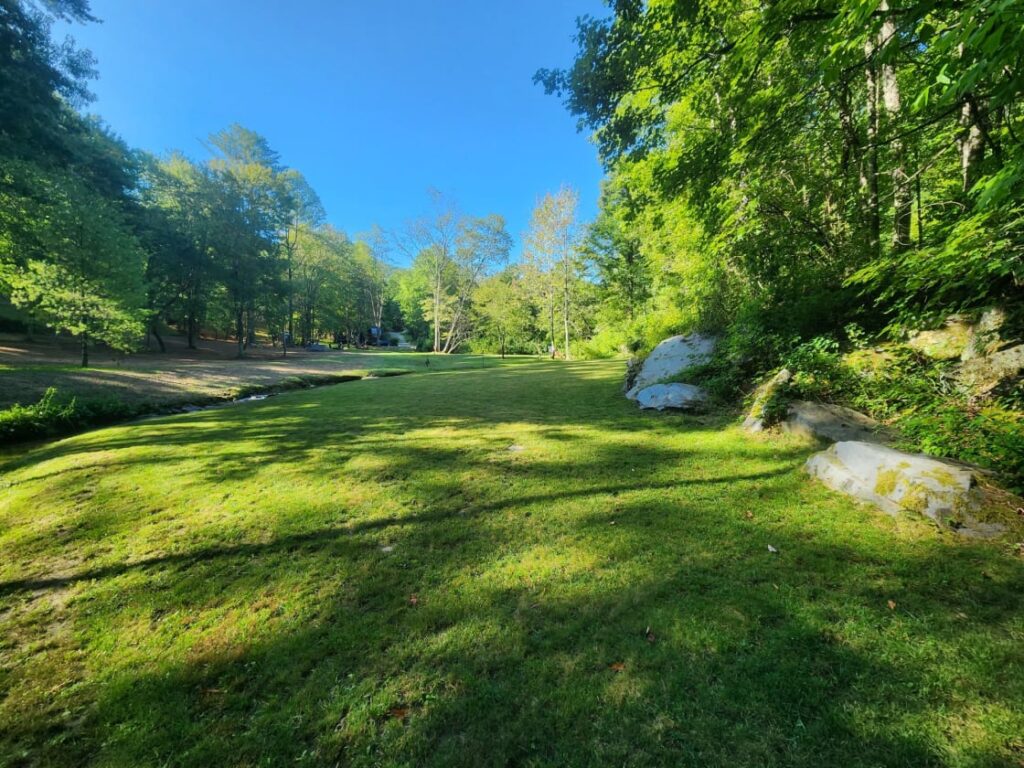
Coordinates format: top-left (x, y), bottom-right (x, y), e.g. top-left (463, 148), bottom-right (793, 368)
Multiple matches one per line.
top-left (1, 1), bottom-right (404, 364)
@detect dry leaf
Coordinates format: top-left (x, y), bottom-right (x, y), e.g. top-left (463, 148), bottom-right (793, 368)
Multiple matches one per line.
top-left (745, 511), bottom-right (754, 520)
top-left (767, 544), bottom-right (778, 554)
top-left (887, 600), bottom-right (896, 610)
top-left (408, 594), bottom-right (419, 606)
top-left (388, 706), bottom-right (410, 720)
top-left (609, 662), bottom-right (626, 672)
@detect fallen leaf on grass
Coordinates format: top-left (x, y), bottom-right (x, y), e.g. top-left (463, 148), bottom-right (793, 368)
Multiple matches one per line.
top-left (408, 594), bottom-right (419, 606)
top-left (388, 707), bottom-right (410, 720)
top-left (887, 600), bottom-right (896, 610)
top-left (645, 626), bottom-right (656, 644)
top-left (767, 544), bottom-right (778, 554)
top-left (745, 511), bottom-right (754, 520)
top-left (609, 662), bottom-right (626, 672)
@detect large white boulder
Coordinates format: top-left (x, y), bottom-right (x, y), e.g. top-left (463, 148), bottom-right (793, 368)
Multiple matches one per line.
top-left (635, 383), bottom-right (708, 411)
top-left (626, 333), bottom-right (716, 399)
top-left (804, 441), bottom-right (985, 528)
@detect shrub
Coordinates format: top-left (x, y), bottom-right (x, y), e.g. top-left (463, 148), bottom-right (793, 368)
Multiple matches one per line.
top-left (0, 388), bottom-right (135, 443)
top-left (0, 388), bottom-right (77, 441)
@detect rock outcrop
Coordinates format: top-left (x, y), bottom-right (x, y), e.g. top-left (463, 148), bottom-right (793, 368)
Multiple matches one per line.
top-left (957, 343), bottom-right (1024, 394)
top-left (635, 382), bottom-right (708, 411)
top-left (625, 334), bottom-right (716, 400)
top-left (804, 441), bottom-right (1002, 536)
top-left (623, 357), bottom-right (643, 394)
top-left (782, 400), bottom-right (893, 444)
top-left (907, 316), bottom-right (973, 360)
top-left (908, 308), bottom-right (1012, 363)
top-left (742, 368), bottom-right (791, 433)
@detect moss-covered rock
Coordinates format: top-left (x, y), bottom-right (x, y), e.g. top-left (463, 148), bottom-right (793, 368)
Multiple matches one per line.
top-left (957, 343), bottom-right (1024, 394)
top-left (742, 368), bottom-right (791, 432)
top-left (804, 440), bottom-right (1002, 536)
top-left (907, 316), bottom-right (973, 360)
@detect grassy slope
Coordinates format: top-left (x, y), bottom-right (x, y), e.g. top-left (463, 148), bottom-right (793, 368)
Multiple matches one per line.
top-left (0, 359), bottom-right (1022, 767)
top-left (0, 350), bottom-right (506, 412)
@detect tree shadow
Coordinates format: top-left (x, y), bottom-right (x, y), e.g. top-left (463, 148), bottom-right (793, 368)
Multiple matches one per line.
top-left (2, 360), bottom-right (1022, 766)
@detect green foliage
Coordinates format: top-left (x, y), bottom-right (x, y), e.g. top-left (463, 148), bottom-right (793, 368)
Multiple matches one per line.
top-left (0, 387), bottom-right (134, 442)
top-left (471, 270), bottom-right (533, 356)
top-left (773, 338), bottom-right (1024, 490)
top-left (540, 0), bottom-right (1024, 359)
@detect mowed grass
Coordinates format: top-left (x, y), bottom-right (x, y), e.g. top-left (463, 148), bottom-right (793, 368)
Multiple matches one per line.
top-left (0, 347), bottom-right (510, 412)
top-left (0, 359), bottom-right (1022, 767)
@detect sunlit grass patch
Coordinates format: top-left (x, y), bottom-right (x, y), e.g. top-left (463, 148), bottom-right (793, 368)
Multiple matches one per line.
top-left (1, 359), bottom-right (1022, 766)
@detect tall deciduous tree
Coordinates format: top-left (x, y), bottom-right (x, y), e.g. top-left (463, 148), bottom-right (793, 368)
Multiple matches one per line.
top-left (206, 125), bottom-right (293, 357)
top-left (523, 186), bottom-right (582, 359)
top-left (1, 165), bottom-right (146, 365)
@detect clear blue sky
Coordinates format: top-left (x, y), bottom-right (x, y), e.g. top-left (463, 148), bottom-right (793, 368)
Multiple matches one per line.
top-left (57, 0), bottom-right (608, 264)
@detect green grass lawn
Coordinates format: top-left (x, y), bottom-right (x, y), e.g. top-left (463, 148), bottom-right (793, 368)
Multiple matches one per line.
top-left (1, 359), bottom-right (1022, 767)
top-left (0, 347), bottom-right (520, 414)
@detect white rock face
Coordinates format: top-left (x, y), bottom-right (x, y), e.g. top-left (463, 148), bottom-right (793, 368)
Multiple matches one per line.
top-left (626, 334), bottom-right (716, 399)
top-left (783, 400), bottom-right (891, 444)
top-left (804, 441), bottom-right (981, 525)
top-left (635, 383), bottom-right (708, 411)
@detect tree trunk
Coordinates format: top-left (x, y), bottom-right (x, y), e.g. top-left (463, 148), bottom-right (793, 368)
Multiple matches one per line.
top-left (236, 308), bottom-right (245, 358)
top-left (563, 301), bottom-right (571, 362)
top-left (246, 307), bottom-right (255, 349)
top-left (433, 285), bottom-right (441, 353)
top-left (562, 260), bottom-right (571, 361)
top-left (863, 42), bottom-right (881, 260)
top-left (80, 332), bottom-right (89, 368)
top-left (879, 2), bottom-right (911, 251)
top-left (548, 299), bottom-right (556, 359)
top-left (287, 259), bottom-right (294, 345)
top-left (960, 97), bottom-right (985, 193)
top-left (151, 323), bottom-right (166, 353)
top-left (916, 171), bottom-right (924, 247)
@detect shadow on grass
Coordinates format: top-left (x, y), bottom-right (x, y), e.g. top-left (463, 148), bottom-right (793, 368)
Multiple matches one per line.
top-left (2, 360), bottom-right (1022, 766)
top-left (61, 519), bottom-right (1024, 767)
